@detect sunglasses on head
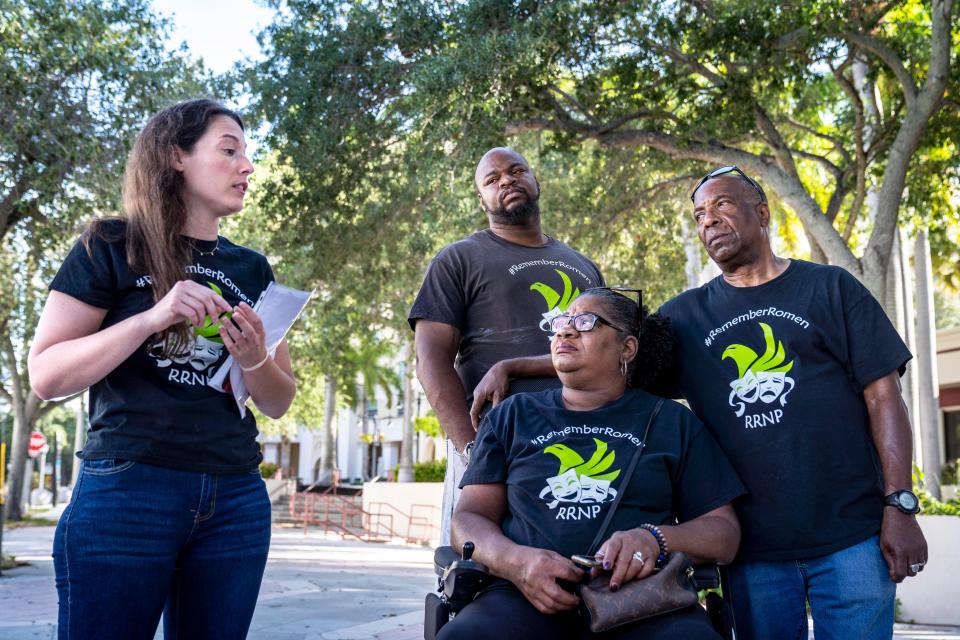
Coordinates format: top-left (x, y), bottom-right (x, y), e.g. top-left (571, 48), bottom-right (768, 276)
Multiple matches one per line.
top-left (690, 165), bottom-right (767, 203)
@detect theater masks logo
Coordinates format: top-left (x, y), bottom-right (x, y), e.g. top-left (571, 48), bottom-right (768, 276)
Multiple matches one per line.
top-left (539, 438), bottom-right (621, 520)
top-left (722, 322), bottom-right (796, 427)
top-left (147, 281), bottom-right (228, 387)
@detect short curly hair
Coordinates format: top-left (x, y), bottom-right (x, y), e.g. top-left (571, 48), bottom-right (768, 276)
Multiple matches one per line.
top-left (576, 288), bottom-right (675, 389)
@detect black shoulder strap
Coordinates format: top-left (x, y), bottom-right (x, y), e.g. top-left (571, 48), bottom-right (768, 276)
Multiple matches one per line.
top-left (587, 398), bottom-right (664, 556)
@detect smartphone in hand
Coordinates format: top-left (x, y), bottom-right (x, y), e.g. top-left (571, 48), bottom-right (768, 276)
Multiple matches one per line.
top-left (571, 554), bottom-right (603, 569)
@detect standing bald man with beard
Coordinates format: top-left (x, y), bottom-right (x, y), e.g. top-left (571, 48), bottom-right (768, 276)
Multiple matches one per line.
top-left (409, 147), bottom-right (604, 543)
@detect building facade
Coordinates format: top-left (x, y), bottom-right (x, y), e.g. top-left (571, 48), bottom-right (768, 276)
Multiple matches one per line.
top-left (937, 327), bottom-right (960, 467)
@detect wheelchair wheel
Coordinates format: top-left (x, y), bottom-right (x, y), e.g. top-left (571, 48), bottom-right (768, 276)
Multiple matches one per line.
top-left (424, 592), bottom-right (450, 640)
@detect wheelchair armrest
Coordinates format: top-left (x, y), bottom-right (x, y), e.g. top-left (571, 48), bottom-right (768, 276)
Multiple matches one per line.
top-left (433, 544), bottom-right (493, 609)
top-left (691, 564), bottom-right (721, 590)
top-left (434, 546), bottom-right (461, 576)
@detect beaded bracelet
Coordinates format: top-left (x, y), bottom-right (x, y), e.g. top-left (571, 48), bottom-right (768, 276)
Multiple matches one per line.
top-left (639, 523), bottom-right (669, 567)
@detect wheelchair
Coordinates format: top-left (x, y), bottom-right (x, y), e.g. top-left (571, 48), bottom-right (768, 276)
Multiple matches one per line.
top-left (424, 542), bottom-right (735, 640)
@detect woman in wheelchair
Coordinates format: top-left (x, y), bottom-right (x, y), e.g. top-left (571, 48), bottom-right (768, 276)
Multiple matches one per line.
top-left (441, 288), bottom-right (745, 640)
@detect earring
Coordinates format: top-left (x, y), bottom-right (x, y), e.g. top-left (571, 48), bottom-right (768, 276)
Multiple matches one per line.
top-left (619, 358), bottom-right (627, 378)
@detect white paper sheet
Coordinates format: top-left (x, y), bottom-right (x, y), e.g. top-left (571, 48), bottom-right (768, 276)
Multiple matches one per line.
top-left (208, 282), bottom-right (313, 416)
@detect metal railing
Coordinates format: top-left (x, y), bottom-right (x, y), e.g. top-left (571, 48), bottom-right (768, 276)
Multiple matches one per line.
top-left (366, 501), bottom-right (440, 543)
top-left (286, 492), bottom-right (388, 541)
top-left (285, 492), bottom-right (439, 544)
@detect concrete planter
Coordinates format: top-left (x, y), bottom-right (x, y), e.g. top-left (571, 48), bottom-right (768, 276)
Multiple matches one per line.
top-left (896, 514), bottom-right (960, 625)
top-left (264, 477), bottom-right (289, 503)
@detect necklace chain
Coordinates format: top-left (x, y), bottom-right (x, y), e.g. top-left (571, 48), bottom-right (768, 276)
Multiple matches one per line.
top-left (195, 236), bottom-right (220, 257)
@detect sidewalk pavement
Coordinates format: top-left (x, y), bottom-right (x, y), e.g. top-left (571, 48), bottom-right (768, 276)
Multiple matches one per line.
top-left (1, 524), bottom-right (434, 640)
top-left (2, 519), bottom-right (959, 639)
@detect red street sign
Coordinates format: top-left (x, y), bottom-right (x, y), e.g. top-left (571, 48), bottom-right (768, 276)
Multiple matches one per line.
top-left (28, 431), bottom-right (47, 459)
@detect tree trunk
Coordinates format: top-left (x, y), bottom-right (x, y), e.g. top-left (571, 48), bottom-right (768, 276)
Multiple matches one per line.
top-left (850, 54), bottom-right (888, 305)
top-left (50, 433), bottom-right (58, 507)
top-left (805, 229), bottom-right (827, 264)
top-left (897, 229), bottom-right (921, 446)
top-left (879, 229), bottom-right (915, 466)
top-left (397, 348), bottom-right (415, 483)
top-left (862, 0), bottom-right (955, 288)
top-left (679, 214), bottom-right (702, 290)
top-left (279, 435), bottom-right (291, 479)
top-left (359, 382), bottom-right (372, 479)
top-left (317, 375), bottom-right (337, 485)
top-left (2, 326), bottom-right (38, 521)
top-left (885, 231), bottom-right (907, 334)
top-left (914, 229), bottom-right (942, 498)
top-left (2, 337), bottom-right (73, 519)
top-left (5, 396), bottom-right (34, 521)
top-left (71, 395), bottom-right (86, 487)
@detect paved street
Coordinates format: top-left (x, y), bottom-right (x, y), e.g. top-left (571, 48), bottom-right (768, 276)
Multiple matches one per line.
top-left (2, 523), bottom-right (959, 639)
top-left (0, 525), bottom-right (434, 640)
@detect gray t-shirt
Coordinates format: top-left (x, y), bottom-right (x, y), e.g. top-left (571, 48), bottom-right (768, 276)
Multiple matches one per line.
top-left (409, 229), bottom-right (604, 404)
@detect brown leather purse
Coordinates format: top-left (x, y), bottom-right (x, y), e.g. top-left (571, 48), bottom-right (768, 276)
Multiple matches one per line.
top-left (579, 551), bottom-right (698, 632)
top-left (576, 399), bottom-right (700, 632)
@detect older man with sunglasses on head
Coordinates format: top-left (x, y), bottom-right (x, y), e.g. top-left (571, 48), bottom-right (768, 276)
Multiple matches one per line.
top-left (660, 166), bottom-right (928, 639)
top-left (472, 165), bottom-right (927, 640)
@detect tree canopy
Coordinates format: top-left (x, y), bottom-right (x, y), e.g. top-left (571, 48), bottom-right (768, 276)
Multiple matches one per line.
top-left (0, 0), bottom-right (210, 245)
top-left (247, 0), bottom-right (958, 317)
top-left (0, 0), bottom-right (211, 519)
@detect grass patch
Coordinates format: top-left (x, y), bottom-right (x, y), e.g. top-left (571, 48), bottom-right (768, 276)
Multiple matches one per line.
top-left (1, 554), bottom-right (29, 570)
top-left (4, 514), bottom-right (59, 529)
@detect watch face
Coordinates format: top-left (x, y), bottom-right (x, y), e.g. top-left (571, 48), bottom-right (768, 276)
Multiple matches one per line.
top-left (899, 492), bottom-right (919, 510)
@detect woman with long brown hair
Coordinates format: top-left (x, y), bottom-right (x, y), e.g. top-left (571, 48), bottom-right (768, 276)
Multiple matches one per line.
top-left (28, 99), bottom-right (297, 639)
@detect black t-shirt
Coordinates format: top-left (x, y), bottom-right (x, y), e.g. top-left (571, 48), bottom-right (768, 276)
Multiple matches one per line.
top-left (408, 229), bottom-right (604, 404)
top-left (50, 220), bottom-right (275, 474)
top-left (461, 388), bottom-right (745, 559)
top-left (658, 259), bottom-right (911, 561)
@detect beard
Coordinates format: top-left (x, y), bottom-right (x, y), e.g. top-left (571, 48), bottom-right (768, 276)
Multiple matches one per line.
top-left (485, 193), bottom-right (541, 225)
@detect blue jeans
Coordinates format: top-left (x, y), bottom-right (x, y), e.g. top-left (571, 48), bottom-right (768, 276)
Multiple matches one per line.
top-left (725, 535), bottom-right (895, 640)
top-left (53, 459), bottom-right (271, 640)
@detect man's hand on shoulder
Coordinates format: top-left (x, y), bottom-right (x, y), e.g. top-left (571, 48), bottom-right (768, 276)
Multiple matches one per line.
top-left (880, 509), bottom-right (927, 583)
top-left (470, 360), bottom-right (512, 428)
top-left (470, 354), bottom-right (557, 428)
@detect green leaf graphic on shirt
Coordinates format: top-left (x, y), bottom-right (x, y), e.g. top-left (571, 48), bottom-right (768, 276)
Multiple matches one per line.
top-left (544, 438), bottom-right (621, 482)
top-left (721, 322), bottom-right (794, 376)
top-left (722, 322), bottom-right (798, 418)
top-left (544, 443), bottom-right (584, 473)
top-left (192, 281), bottom-right (232, 344)
top-left (530, 269), bottom-right (580, 312)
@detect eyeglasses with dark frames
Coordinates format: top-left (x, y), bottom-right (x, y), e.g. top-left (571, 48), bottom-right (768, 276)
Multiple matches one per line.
top-left (550, 312), bottom-right (625, 335)
top-left (690, 165), bottom-right (767, 203)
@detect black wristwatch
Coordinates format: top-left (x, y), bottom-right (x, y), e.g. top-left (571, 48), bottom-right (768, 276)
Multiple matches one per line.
top-left (884, 490), bottom-right (920, 515)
